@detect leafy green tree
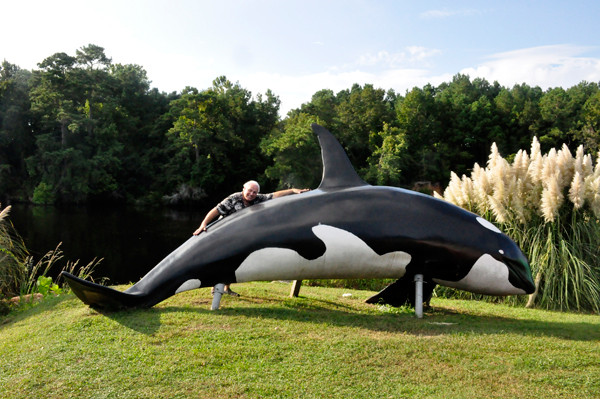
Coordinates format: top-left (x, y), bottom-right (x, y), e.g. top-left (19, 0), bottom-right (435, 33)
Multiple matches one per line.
top-left (494, 83), bottom-right (543, 154)
top-left (0, 61), bottom-right (33, 200)
top-left (110, 63), bottom-right (178, 202)
top-left (434, 75), bottom-right (503, 175)
top-left (335, 83), bottom-right (397, 176)
top-left (260, 112), bottom-right (322, 189)
top-left (166, 86), bottom-right (236, 191)
top-left (392, 84), bottom-right (444, 183)
top-left (165, 77), bottom-right (281, 199)
top-left (577, 91), bottom-right (600, 153)
top-left (27, 45), bottom-right (123, 203)
top-left (535, 82), bottom-right (599, 151)
top-left (29, 52), bottom-right (77, 148)
top-left (536, 87), bottom-right (573, 148)
top-left (286, 84), bottom-right (397, 184)
top-left (365, 122), bottom-right (408, 186)
top-left (287, 89), bottom-right (339, 128)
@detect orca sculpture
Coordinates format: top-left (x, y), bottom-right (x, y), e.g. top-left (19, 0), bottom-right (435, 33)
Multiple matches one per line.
top-left (62, 124), bottom-right (535, 309)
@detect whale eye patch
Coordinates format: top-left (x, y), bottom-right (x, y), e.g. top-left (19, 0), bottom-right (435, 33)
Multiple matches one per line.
top-left (499, 249), bottom-right (505, 254)
top-left (476, 217), bottom-right (502, 234)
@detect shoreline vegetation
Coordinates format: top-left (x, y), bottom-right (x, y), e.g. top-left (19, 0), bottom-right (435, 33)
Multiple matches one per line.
top-left (0, 203), bottom-right (101, 315)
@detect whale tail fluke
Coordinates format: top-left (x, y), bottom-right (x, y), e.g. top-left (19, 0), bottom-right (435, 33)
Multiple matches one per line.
top-left (61, 272), bottom-right (143, 310)
top-left (365, 275), bottom-right (436, 308)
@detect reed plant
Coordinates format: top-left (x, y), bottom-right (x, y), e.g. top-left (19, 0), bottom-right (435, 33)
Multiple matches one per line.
top-left (0, 204), bottom-right (29, 298)
top-left (19, 243), bottom-right (103, 295)
top-left (434, 138), bottom-right (600, 312)
top-left (1, 203), bottom-right (103, 312)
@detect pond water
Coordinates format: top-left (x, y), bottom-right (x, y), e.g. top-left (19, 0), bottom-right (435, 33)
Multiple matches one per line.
top-left (8, 204), bottom-right (210, 285)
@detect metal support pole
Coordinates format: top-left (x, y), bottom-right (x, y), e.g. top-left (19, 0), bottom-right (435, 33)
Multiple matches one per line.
top-left (211, 283), bottom-right (226, 310)
top-left (414, 274), bottom-right (424, 319)
top-left (290, 280), bottom-right (302, 297)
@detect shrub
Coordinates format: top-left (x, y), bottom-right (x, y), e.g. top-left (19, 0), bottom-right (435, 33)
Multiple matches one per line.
top-left (434, 138), bottom-right (600, 312)
top-left (31, 182), bottom-right (56, 205)
top-left (0, 203), bottom-right (103, 314)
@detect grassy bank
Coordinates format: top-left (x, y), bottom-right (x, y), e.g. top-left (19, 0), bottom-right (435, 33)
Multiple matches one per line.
top-left (1, 282), bottom-right (599, 398)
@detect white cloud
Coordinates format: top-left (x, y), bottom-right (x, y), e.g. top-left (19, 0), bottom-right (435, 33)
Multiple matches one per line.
top-left (406, 46), bottom-right (442, 62)
top-left (358, 51), bottom-right (405, 67)
top-left (357, 47), bottom-right (441, 68)
top-left (461, 45), bottom-right (600, 89)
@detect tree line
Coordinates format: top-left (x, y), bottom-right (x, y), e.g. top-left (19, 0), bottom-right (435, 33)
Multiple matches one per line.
top-left (1, 44), bottom-right (599, 205)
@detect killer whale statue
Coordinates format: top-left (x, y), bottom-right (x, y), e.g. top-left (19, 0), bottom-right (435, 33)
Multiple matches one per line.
top-left (62, 123), bottom-right (535, 309)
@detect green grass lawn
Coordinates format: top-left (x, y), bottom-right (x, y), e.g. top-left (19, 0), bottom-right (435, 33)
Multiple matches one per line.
top-left (1, 282), bottom-right (599, 399)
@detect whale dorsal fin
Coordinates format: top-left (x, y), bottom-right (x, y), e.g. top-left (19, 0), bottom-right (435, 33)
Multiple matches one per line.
top-left (312, 123), bottom-right (370, 189)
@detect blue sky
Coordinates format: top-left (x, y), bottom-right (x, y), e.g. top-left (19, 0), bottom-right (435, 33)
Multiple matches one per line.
top-left (3, 0), bottom-right (600, 115)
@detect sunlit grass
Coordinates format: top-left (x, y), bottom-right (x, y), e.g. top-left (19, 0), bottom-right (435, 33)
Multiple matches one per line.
top-left (2, 282), bottom-right (599, 398)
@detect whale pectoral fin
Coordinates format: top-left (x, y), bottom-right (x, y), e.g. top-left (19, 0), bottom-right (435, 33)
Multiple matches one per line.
top-left (62, 272), bottom-right (141, 310)
top-left (365, 275), bottom-right (436, 308)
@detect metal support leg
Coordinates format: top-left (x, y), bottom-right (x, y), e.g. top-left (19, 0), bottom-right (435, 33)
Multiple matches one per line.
top-left (414, 274), bottom-right (424, 319)
top-left (290, 280), bottom-right (302, 298)
top-left (211, 283), bottom-right (226, 310)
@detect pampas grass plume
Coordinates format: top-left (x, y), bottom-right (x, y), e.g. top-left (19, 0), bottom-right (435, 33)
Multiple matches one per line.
top-left (436, 137), bottom-right (600, 312)
top-left (488, 195), bottom-right (508, 223)
top-left (569, 171), bottom-right (585, 209)
top-left (541, 174), bottom-right (563, 222)
top-left (557, 144), bottom-right (574, 189)
top-left (0, 205), bottom-right (10, 220)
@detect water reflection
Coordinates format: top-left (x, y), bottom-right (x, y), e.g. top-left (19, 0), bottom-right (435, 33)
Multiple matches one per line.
top-left (9, 204), bottom-right (209, 285)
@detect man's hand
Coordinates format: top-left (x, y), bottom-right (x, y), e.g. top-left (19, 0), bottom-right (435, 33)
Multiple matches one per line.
top-left (273, 188), bottom-right (311, 198)
top-left (193, 224), bottom-right (207, 236)
top-left (193, 207), bottom-right (220, 236)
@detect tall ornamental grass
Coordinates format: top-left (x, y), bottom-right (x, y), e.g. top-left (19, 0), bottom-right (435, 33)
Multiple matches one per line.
top-left (434, 138), bottom-right (600, 312)
top-left (0, 203), bottom-right (103, 314)
top-left (0, 204), bottom-right (29, 298)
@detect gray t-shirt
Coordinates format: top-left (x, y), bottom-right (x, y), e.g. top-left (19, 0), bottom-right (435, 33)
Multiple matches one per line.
top-left (216, 192), bottom-right (274, 217)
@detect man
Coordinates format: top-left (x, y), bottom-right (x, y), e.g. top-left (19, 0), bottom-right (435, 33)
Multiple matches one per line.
top-left (193, 180), bottom-right (310, 296)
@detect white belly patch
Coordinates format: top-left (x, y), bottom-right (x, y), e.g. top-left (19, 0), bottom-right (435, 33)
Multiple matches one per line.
top-left (235, 224), bottom-right (411, 282)
top-left (433, 254), bottom-right (526, 295)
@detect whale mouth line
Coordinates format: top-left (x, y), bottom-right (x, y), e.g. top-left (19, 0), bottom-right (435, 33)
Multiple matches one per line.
top-left (504, 258), bottom-right (536, 294)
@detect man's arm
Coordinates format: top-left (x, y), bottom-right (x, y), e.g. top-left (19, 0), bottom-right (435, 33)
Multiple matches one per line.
top-left (193, 207), bottom-right (221, 235)
top-left (272, 188), bottom-right (310, 199)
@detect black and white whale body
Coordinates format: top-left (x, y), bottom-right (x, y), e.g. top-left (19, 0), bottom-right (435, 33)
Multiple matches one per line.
top-left (62, 123), bottom-right (535, 309)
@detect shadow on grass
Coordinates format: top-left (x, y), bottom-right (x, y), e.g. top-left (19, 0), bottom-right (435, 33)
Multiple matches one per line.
top-left (3, 290), bottom-right (597, 342)
top-left (96, 297), bottom-right (600, 342)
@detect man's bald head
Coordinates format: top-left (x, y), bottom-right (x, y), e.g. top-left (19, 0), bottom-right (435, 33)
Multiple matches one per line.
top-left (243, 180), bottom-right (260, 192)
top-left (242, 180), bottom-right (260, 202)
